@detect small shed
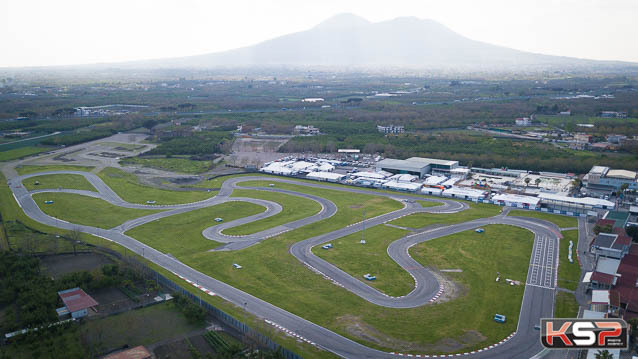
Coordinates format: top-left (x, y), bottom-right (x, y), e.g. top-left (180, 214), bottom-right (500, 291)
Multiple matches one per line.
top-left (57, 287), bottom-right (98, 319)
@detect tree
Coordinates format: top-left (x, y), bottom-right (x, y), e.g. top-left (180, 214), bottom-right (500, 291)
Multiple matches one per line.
top-left (627, 225), bottom-right (638, 243)
top-left (142, 119), bottom-right (158, 130)
top-left (524, 177), bottom-right (531, 187)
top-left (535, 178), bottom-right (542, 187)
top-left (68, 228), bottom-right (82, 256)
top-left (595, 349), bottom-right (613, 359)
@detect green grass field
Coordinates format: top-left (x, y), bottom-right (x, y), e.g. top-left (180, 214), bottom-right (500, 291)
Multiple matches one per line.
top-left (558, 230), bottom-right (581, 291)
top-left (225, 189), bottom-right (322, 235)
top-left (120, 156), bottom-right (212, 174)
top-left (98, 167), bottom-right (214, 204)
top-left (127, 178), bottom-right (532, 354)
top-left (407, 225), bottom-right (533, 348)
top-left (23, 174), bottom-right (96, 192)
top-left (32, 192), bottom-right (163, 229)
top-left (418, 200), bottom-right (442, 208)
top-left (507, 210), bottom-right (578, 228)
top-left (126, 201), bottom-right (266, 254)
top-left (389, 203), bottom-right (502, 229)
top-left (0, 146), bottom-right (52, 162)
top-left (554, 292), bottom-right (579, 318)
top-left (0, 173), bottom-right (330, 359)
top-left (313, 224), bottom-right (412, 296)
top-left (15, 164), bottom-right (95, 175)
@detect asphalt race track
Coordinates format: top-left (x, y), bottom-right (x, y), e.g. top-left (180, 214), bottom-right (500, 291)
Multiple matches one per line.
top-left (8, 171), bottom-right (562, 358)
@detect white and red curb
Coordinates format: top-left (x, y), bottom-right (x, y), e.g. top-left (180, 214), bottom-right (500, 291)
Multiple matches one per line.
top-left (172, 271), bottom-right (216, 296)
top-left (388, 332), bottom-right (516, 357)
top-left (264, 319), bottom-right (318, 347)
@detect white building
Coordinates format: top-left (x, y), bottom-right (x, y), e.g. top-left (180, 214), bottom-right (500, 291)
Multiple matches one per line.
top-left (261, 162), bottom-right (296, 175)
top-left (492, 193), bottom-right (541, 209)
top-left (306, 172), bottom-right (345, 182)
top-left (515, 117), bottom-right (532, 126)
top-left (424, 176), bottom-right (447, 186)
top-left (382, 181), bottom-right (422, 192)
top-left (441, 187), bottom-right (488, 201)
top-left (387, 174), bottom-right (418, 182)
top-left (421, 187), bottom-right (443, 196)
top-left (351, 171), bottom-right (389, 180)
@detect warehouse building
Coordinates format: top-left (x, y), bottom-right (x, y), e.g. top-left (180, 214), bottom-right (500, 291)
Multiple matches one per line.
top-left (376, 157), bottom-right (458, 178)
top-left (585, 165), bottom-right (638, 194)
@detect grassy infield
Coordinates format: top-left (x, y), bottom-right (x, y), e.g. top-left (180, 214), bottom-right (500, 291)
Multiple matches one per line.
top-left (4, 166), bottom-right (585, 355)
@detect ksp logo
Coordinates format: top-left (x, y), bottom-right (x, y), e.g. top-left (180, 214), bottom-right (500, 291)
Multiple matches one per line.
top-left (540, 318), bottom-right (628, 349)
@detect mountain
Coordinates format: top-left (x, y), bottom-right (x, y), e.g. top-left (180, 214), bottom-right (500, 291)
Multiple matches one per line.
top-left (150, 13), bottom-right (632, 71)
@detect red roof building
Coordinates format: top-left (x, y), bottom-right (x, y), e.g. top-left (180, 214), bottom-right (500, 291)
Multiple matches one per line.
top-left (58, 287), bottom-right (98, 318)
top-left (611, 246), bottom-right (638, 318)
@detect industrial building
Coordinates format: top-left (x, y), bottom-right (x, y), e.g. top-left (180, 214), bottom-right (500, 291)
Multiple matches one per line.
top-left (376, 157), bottom-right (459, 178)
top-left (585, 165), bottom-right (638, 194)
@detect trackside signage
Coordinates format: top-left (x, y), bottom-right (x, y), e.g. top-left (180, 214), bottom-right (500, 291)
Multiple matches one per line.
top-left (540, 318), bottom-right (628, 349)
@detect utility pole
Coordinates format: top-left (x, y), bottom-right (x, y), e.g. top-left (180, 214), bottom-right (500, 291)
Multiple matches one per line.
top-left (361, 208), bottom-right (366, 243)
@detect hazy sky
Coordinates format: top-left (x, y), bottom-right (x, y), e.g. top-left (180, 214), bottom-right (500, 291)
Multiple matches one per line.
top-left (1, 0), bottom-right (637, 67)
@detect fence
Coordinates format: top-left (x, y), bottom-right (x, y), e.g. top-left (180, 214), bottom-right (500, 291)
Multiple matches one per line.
top-left (89, 245), bottom-right (304, 359)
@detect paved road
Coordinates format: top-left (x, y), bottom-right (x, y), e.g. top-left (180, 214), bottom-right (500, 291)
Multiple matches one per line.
top-left (7, 171), bottom-right (562, 358)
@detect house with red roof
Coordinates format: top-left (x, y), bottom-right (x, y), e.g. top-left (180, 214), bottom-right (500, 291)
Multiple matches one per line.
top-left (611, 245), bottom-right (638, 319)
top-left (56, 287), bottom-right (98, 319)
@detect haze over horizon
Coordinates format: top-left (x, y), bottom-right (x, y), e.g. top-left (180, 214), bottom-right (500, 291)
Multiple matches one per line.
top-left (2, 0), bottom-right (638, 68)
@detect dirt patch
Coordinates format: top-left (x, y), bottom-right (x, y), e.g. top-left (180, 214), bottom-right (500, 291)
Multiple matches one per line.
top-left (336, 311), bottom-right (486, 354)
top-left (40, 252), bottom-right (114, 279)
top-left (154, 338), bottom-right (193, 359)
top-left (429, 269), bottom-right (465, 304)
